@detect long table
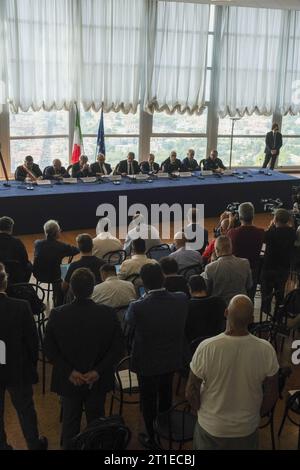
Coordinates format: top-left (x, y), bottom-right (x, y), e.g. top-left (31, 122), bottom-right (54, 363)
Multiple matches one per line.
top-left (0, 170), bottom-right (297, 235)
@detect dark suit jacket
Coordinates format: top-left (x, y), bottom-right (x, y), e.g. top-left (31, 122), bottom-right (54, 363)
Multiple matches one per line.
top-left (44, 166), bottom-right (69, 179)
top-left (33, 239), bottom-right (79, 281)
top-left (44, 299), bottom-right (124, 396)
top-left (125, 290), bottom-right (188, 376)
top-left (202, 158), bottom-right (226, 171)
top-left (116, 160), bottom-right (140, 175)
top-left (0, 294), bottom-right (38, 386)
top-left (185, 296), bottom-right (226, 343)
top-left (0, 233), bottom-right (32, 282)
top-left (265, 131), bottom-right (283, 156)
top-left (15, 164), bottom-right (43, 181)
top-left (181, 157), bottom-right (199, 172)
top-left (71, 162), bottom-right (91, 178)
top-left (161, 158), bottom-right (182, 173)
top-left (90, 162), bottom-right (112, 176)
top-left (140, 161), bottom-right (160, 174)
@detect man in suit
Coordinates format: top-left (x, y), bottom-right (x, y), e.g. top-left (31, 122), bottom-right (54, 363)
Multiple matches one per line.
top-left (90, 153), bottom-right (112, 177)
top-left (262, 123), bottom-right (283, 170)
top-left (0, 265), bottom-right (47, 450)
top-left (44, 159), bottom-right (69, 180)
top-left (125, 263), bottom-right (188, 449)
top-left (15, 155), bottom-right (43, 182)
top-left (161, 151), bottom-right (182, 173)
top-left (0, 216), bottom-right (32, 283)
top-left (181, 149), bottom-right (199, 172)
top-left (140, 154), bottom-right (160, 174)
top-left (201, 149), bottom-right (226, 173)
top-left (71, 155), bottom-right (91, 178)
top-left (44, 268), bottom-right (123, 449)
top-left (116, 152), bottom-right (140, 176)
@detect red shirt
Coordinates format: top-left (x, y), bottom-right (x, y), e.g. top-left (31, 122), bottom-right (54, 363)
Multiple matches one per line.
top-left (227, 225), bottom-right (265, 270)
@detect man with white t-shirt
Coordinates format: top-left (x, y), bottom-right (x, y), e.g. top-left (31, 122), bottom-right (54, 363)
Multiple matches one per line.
top-left (186, 295), bottom-right (279, 450)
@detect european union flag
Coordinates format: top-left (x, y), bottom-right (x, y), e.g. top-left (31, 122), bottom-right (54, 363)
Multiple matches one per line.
top-left (96, 109), bottom-right (105, 158)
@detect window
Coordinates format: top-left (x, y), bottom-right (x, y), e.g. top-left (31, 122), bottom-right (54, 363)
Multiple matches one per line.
top-left (281, 115), bottom-right (300, 135)
top-left (150, 137), bottom-right (207, 164)
top-left (83, 137), bottom-right (139, 169)
top-left (218, 115), bottom-right (271, 135)
top-left (153, 109), bottom-right (207, 135)
top-left (9, 109), bottom-right (69, 173)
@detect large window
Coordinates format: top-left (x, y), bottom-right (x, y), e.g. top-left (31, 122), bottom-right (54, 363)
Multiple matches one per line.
top-left (280, 115), bottom-right (300, 166)
top-left (9, 110), bottom-right (69, 172)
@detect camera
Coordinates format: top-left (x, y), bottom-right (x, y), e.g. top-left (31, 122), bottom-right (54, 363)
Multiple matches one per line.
top-left (261, 198), bottom-right (283, 214)
top-left (226, 202), bottom-right (240, 215)
top-left (213, 202), bottom-right (240, 237)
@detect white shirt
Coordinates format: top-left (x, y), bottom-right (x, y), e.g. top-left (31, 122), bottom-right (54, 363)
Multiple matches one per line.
top-left (190, 333), bottom-right (279, 438)
top-left (119, 254), bottom-right (157, 280)
top-left (92, 232), bottom-right (122, 259)
top-left (92, 276), bottom-right (137, 308)
top-left (123, 223), bottom-right (162, 255)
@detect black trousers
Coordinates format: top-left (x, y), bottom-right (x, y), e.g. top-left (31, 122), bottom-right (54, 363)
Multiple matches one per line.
top-left (0, 384), bottom-right (40, 450)
top-left (62, 386), bottom-right (106, 449)
top-left (262, 153), bottom-right (277, 170)
top-left (261, 269), bottom-right (289, 315)
top-left (138, 373), bottom-right (173, 439)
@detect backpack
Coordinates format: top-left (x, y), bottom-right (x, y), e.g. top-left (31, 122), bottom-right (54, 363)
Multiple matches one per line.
top-left (6, 283), bottom-right (45, 316)
top-left (70, 415), bottom-right (131, 450)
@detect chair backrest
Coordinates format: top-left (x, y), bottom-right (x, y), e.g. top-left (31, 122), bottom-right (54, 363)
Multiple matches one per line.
top-left (278, 367), bottom-right (292, 398)
top-left (66, 164), bottom-right (73, 175)
top-left (70, 415), bottom-right (131, 450)
top-left (114, 355), bottom-right (139, 395)
top-left (178, 263), bottom-right (203, 280)
top-left (154, 400), bottom-right (196, 444)
top-left (6, 283), bottom-right (45, 316)
top-left (147, 244), bottom-right (172, 261)
top-left (103, 250), bottom-right (127, 265)
top-left (43, 166), bottom-right (51, 178)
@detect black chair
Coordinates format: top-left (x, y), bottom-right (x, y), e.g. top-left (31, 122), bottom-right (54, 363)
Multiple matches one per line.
top-left (103, 250), bottom-right (127, 265)
top-left (154, 400), bottom-right (197, 450)
top-left (260, 367), bottom-right (291, 450)
top-left (147, 244), bottom-right (172, 261)
top-left (178, 264), bottom-right (203, 280)
top-left (278, 389), bottom-right (300, 449)
top-left (109, 356), bottom-right (140, 416)
top-left (70, 415), bottom-right (131, 450)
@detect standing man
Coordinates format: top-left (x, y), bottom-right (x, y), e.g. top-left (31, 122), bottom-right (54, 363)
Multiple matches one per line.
top-left (262, 123), bottom-right (283, 170)
top-left (0, 265), bottom-right (47, 450)
top-left (186, 295), bottom-right (279, 450)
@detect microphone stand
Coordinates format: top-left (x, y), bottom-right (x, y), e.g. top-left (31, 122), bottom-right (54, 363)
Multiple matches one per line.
top-left (0, 144), bottom-right (10, 187)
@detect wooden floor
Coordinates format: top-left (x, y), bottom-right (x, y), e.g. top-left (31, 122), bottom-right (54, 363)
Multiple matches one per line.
top-left (4, 214), bottom-right (300, 450)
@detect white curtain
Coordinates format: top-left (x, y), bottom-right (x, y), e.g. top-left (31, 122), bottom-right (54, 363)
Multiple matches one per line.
top-left (217, 6), bottom-right (300, 117)
top-left (144, 1), bottom-right (210, 115)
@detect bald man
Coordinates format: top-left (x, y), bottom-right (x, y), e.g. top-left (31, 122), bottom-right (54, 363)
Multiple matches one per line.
top-left (201, 235), bottom-right (252, 305)
top-left (186, 295), bottom-right (279, 450)
top-left (44, 159), bottom-right (70, 180)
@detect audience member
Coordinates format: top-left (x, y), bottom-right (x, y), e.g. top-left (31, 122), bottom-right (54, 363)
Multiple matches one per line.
top-left (15, 155), bottom-right (43, 182)
top-left (90, 153), bottom-right (112, 177)
top-left (92, 264), bottom-right (137, 308)
top-left (116, 152), bottom-right (140, 176)
top-left (201, 236), bottom-right (252, 305)
top-left (161, 151), bottom-right (182, 173)
top-left (44, 159), bottom-right (69, 180)
top-left (185, 207), bottom-right (209, 253)
top-left (140, 154), bottom-right (160, 174)
top-left (71, 155), bottom-right (90, 178)
top-left (186, 295), bottom-right (279, 450)
top-left (33, 220), bottom-right (79, 306)
top-left (159, 257), bottom-right (189, 296)
top-left (0, 216), bottom-right (32, 282)
top-left (185, 275), bottom-right (226, 343)
top-left (169, 232), bottom-right (203, 272)
top-left (202, 218), bottom-right (230, 264)
top-left (261, 209), bottom-right (296, 315)
top-left (119, 238), bottom-right (157, 280)
top-left (93, 217), bottom-right (122, 259)
top-left (123, 213), bottom-right (161, 255)
top-left (0, 265), bottom-right (47, 450)
top-left (125, 264), bottom-right (188, 450)
top-left (181, 149), bottom-right (199, 172)
top-left (44, 268), bottom-right (123, 449)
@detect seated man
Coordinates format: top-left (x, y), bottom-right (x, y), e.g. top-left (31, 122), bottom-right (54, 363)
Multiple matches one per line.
top-left (185, 207), bottom-right (209, 253)
top-left (201, 235), bottom-right (252, 305)
top-left (185, 275), bottom-right (226, 343)
top-left (140, 154), bottom-right (160, 174)
top-left (71, 155), bottom-right (91, 178)
top-left (201, 149), bottom-right (226, 173)
top-left (93, 217), bottom-right (123, 259)
top-left (159, 257), bottom-right (189, 296)
top-left (169, 232), bottom-right (203, 272)
top-left (123, 213), bottom-right (162, 256)
top-left (0, 216), bottom-right (32, 283)
top-left (90, 153), bottom-right (112, 177)
top-left (161, 151), bottom-right (182, 173)
top-left (119, 238), bottom-right (157, 280)
top-left (115, 152), bottom-right (140, 176)
top-left (15, 155), bottom-right (43, 182)
top-left (62, 234), bottom-right (105, 294)
top-left (92, 264), bottom-right (137, 308)
top-left (44, 159), bottom-right (70, 180)
top-left (181, 149), bottom-right (199, 172)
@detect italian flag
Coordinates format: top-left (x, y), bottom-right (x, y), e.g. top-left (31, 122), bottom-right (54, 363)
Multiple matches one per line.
top-left (71, 104), bottom-right (83, 164)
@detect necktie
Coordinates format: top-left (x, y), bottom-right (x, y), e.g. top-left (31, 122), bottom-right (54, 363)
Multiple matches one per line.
top-left (273, 132), bottom-right (276, 148)
top-left (129, 163), bottom-right (133, 175)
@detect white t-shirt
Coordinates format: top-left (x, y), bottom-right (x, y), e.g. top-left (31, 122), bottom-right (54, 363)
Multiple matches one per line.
top-left (190, 333), bottom-right (279, 438)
